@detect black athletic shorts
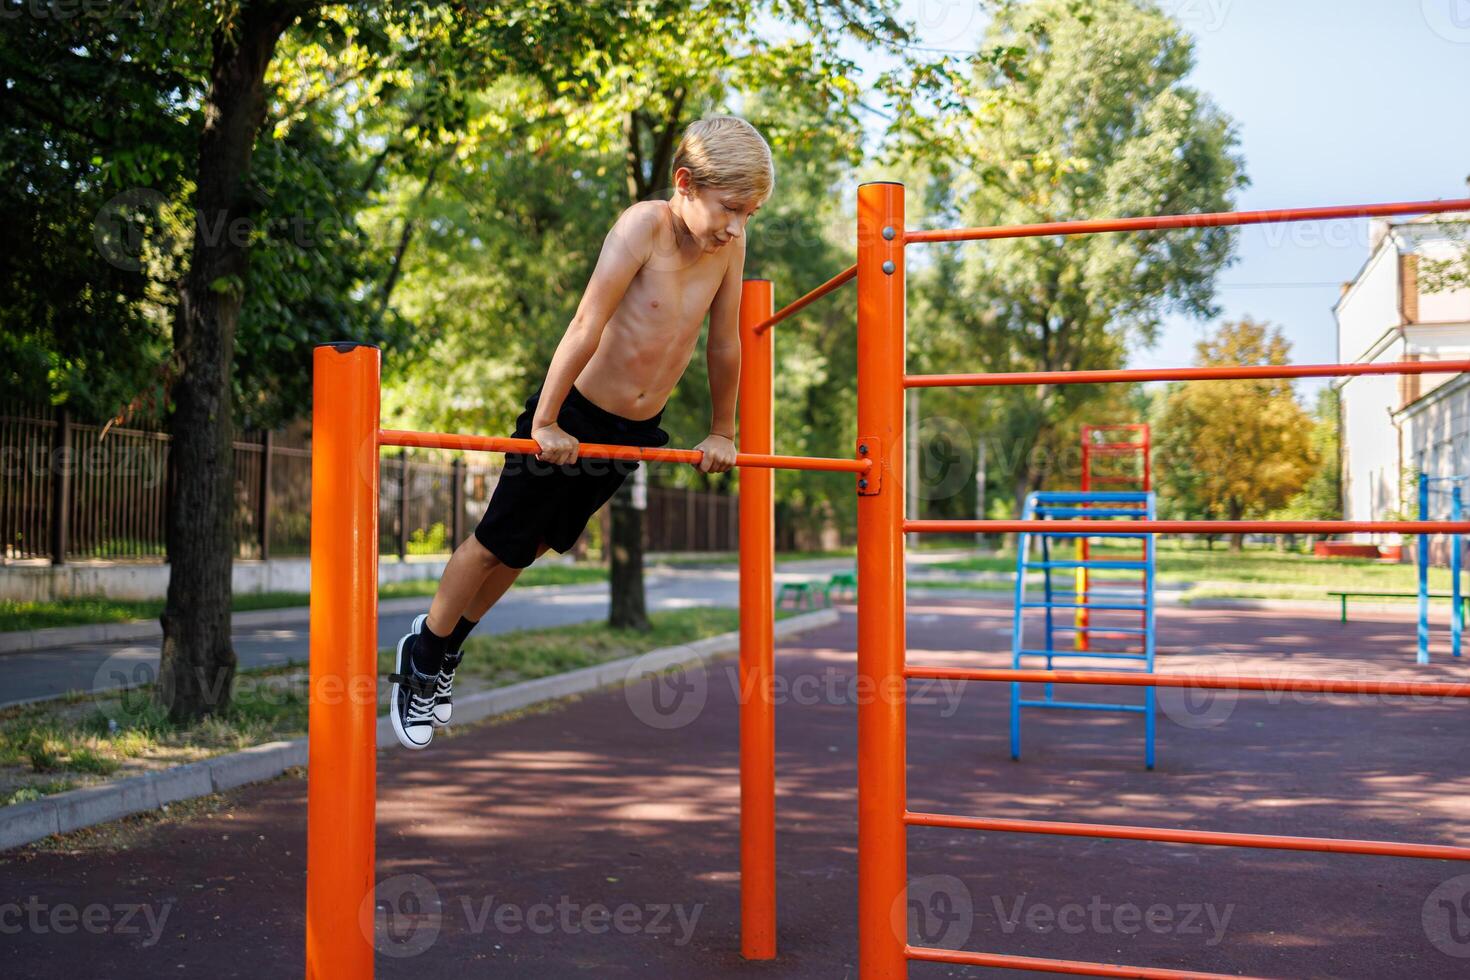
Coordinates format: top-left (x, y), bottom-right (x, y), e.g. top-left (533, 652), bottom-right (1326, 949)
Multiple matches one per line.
top-left (473, 385), bottom-right (669, 568)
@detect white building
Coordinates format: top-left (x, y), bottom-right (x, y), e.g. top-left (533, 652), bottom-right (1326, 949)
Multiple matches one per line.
top-left (1336, 213), bottom-right (1470, 551)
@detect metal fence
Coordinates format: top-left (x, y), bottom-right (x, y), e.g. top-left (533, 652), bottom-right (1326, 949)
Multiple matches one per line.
top-left (646, 485), bottom-right (740, 553)
top-left (2, 403), bottom-right (739, 563)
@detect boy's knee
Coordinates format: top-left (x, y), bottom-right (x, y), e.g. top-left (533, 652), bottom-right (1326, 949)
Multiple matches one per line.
top-left (462, 535), bottom-right (502, 569)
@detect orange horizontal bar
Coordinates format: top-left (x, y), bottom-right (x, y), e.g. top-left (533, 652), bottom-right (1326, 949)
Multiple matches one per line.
top-left (904, 197), bottom-right (1470, 244)
top-left (907, 945), bottom-right (1269, 979)
top-left (906, 519), bottom-right (1470, 535)
top-left (905, 358), bottom-right (1470, 388)
top-left (379, 429), bottom-right (871, 474)
top-left (902, 665), bottom-right (1470, 699)
top-left (905, 811), bottom-right (1470, 861)
top-left (752, 263), bottom-right (857, 335)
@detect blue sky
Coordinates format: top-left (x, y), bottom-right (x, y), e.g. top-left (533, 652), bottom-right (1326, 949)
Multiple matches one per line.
top-left (859, 1), bottom-right (1470, 385)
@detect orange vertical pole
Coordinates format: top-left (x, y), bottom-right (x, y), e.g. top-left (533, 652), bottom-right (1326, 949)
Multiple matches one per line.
top-left (738, 279), bottom-right (777, 960)
top-left (306, 343), bottom-right (381, 980)
top-left (856, 181), bottom-right (907, 979)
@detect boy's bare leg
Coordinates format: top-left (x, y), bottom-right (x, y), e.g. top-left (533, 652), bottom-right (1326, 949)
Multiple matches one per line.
top-left (461, 541), bottom-right (551, 621)
top-left (425, 537), bottom-right (548, 635)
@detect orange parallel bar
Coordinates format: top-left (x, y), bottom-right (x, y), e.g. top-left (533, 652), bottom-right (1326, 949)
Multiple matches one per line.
top-left (737, 280), bottom-right (777, 960)
top-left (907, 945), bottom-right (1270, 979)
top-left (752, 263), bottom-right (857, 335)
top-left (906, 519), bottom-right (1470, 535)
top-left (904, 811), bottom-right (1470, 861)
top-left (905, 358), bottom-right (1470, 388)
top-left (379, 429), bottom-right (870, 474)
top-left (903, 197), bottom-right (1470, 244)
top-left (902, 665), bottom-right (1470, 699)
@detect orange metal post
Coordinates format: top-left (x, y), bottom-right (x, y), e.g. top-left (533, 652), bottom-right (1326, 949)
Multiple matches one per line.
top-left (738, 279), bottom-right (777, 959)
top-left (856, 181), bottom-right (907, 979)
top-left (306, 343), bottom-right (381, 979)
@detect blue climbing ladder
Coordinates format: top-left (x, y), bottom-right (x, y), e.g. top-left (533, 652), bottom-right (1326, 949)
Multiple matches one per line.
top-left (1417, 473), bottom-right (1467, 664)
top-left (1011, 490), bottom-right (1158, 769)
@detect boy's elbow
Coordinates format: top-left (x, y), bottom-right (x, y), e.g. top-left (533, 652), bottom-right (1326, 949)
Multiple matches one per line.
top-left (566, 314), bottom-right (603, 344)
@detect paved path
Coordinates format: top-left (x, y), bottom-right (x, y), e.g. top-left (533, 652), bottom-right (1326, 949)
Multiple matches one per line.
top-left (1, 554), bottom-right (990, 708)
top-left (4, 597), bottom-right (1469, 977)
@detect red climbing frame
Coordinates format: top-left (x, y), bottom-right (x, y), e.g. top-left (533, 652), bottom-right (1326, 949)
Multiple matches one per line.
top-left (1076, 424), bottom-right (1151, 651)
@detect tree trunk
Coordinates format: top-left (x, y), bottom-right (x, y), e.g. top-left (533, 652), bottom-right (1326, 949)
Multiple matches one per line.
top-left (1228, 501), bottom-right (1245, 552)
top-left (158, 2), bottom-right (302, 723)
top-left (608, 473), bottom-right (650, 631)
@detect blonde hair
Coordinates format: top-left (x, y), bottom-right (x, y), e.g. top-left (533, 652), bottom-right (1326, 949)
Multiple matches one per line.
top-left (671, 116), bottom-right (774, 204)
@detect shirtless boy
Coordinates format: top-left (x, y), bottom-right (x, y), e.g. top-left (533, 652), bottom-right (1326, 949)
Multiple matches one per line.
top-left (390, 116), bottom-right (773, 749)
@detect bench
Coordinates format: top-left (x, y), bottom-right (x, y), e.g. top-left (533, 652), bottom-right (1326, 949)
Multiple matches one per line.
top-left (825, 572), bottom-right (857, 603)
top-left (777, 573), bottom-right (858, 611)
top-left (776, 581), bottom-right (824, 610)
top-left (1327, 590), bottom-right (1470, 623)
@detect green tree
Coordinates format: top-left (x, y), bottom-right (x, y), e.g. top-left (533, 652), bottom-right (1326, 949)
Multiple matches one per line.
top-left (4, 0), bottom-right (734, 719)
top-left (379, 1), bottom-right (901, 626)
top-left (1153, 319), bottom-right (1317, 549)
top-left (0, 6), bottom-right (200, 419)
top-left (897, 0), bottom-right (1246, 515)
top-left (1271, 386), bottom-right (1342, 536)
top-left (154, 0), bottom-right (762, 718)
top-left (1419, 223), bottom-right (1470, 292)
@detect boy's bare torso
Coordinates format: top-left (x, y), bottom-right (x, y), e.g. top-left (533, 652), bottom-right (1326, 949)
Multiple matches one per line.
top-left (575, 202), bottom-right (735, 421)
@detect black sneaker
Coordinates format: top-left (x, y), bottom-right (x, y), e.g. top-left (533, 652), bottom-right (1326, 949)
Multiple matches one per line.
top-left (432, 649), bottom-right (462, 727)
top-left (388, 613), bottom-right (436, 750)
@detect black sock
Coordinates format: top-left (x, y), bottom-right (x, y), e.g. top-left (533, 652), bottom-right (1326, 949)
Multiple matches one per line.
top-left (445, 616), bottom-right (479, 661)
top-left (410, 620), bottom-right (450, 676)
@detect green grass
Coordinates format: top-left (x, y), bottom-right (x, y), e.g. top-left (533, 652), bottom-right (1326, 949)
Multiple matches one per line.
top-left (933, 541), bottom-right (1453, 597)
top-left (0, 606), bottom-right (755, 803)
top-left (0, 591), bottom-right (332, 633)
top-left (0, 563), bottom-right (612, 633)
top-left (924, 554), bottom-right (1015, 574)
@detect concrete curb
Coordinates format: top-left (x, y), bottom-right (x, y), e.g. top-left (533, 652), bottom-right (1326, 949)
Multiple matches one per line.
top-left (0, 608), bottom-right (839, 852)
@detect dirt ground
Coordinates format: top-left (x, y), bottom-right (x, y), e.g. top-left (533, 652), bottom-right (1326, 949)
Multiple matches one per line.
top-left (3, 597), bottom-right (1469, 978)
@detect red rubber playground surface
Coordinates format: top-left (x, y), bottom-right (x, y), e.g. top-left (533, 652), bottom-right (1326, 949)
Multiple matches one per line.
top-left (5, 597), bottom-right (1470, 978)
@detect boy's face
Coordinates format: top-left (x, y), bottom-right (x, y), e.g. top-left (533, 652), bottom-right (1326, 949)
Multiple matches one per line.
top-left (676, 170), bottom-right (761, 253)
